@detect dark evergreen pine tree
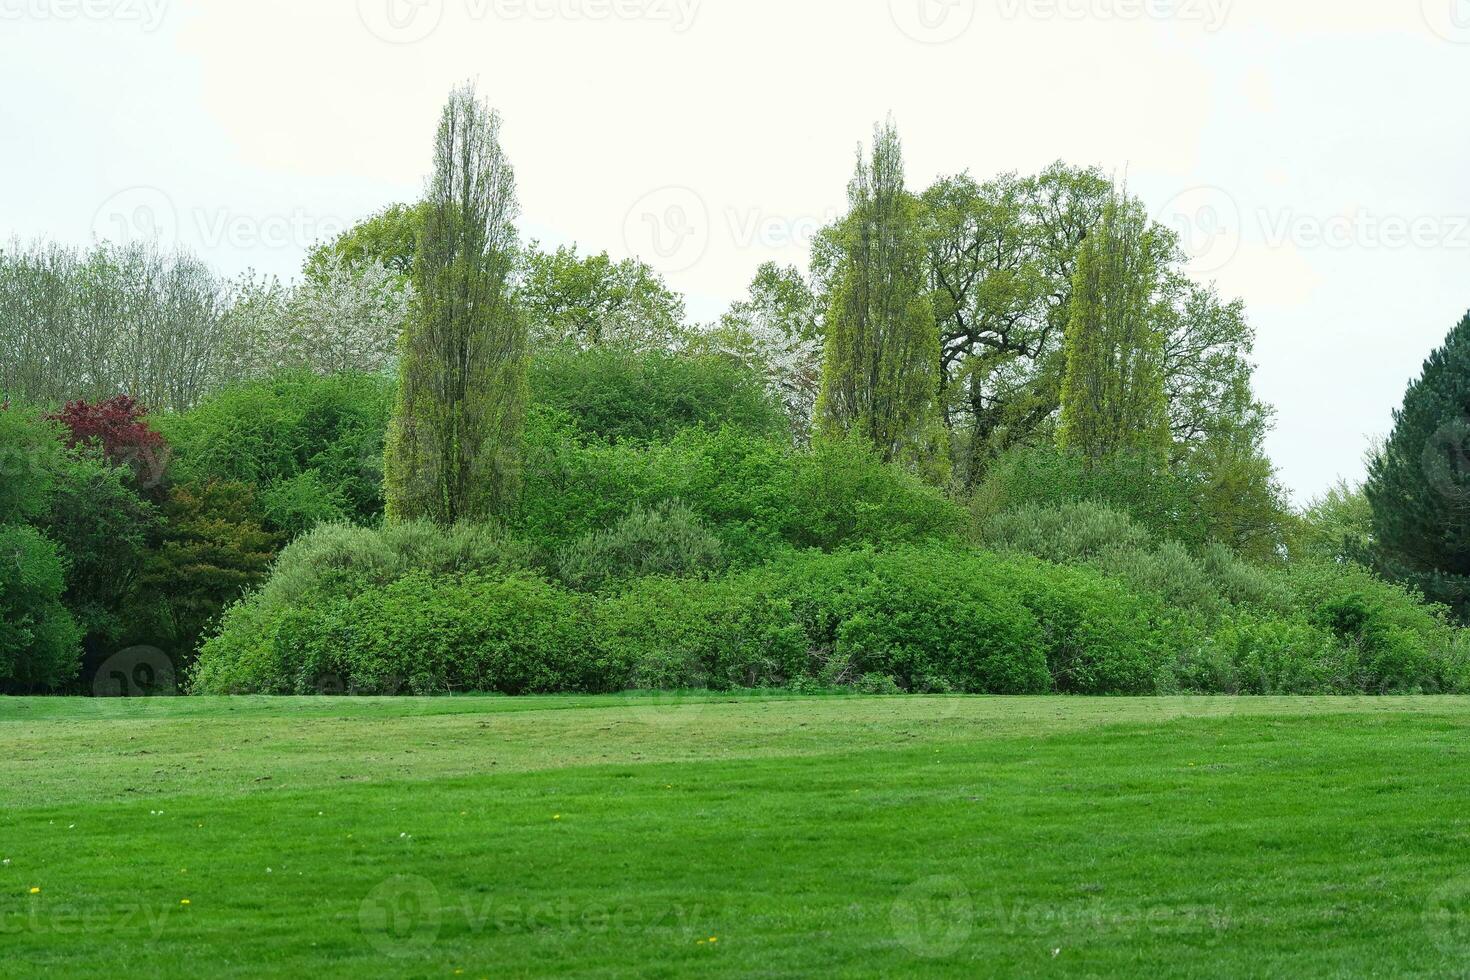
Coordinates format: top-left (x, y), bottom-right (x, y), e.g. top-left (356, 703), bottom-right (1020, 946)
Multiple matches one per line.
top-left (1366, 310), bottom-right (1470, 618)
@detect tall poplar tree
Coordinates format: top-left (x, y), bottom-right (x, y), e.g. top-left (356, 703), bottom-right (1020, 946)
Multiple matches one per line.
top-left (1056, 189), bottom-right (1171, 462)
top-left (385, 84), bottom-right (526, 524)
top-left (816, 119), bottom-right (944, 474)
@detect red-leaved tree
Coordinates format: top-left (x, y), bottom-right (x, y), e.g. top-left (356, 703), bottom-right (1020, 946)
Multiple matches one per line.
top-left (49, 396), bottom-right (170, 489)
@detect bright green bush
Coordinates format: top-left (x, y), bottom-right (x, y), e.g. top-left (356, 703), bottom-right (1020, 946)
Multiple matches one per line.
top-left (556, 502), bottom-right (725, 591)
top-left (1171, 617), bottom-right (1351, 695)
top-left (159, 371), bottom-right (393, 531)
top-left (517, 414), bottom-right (963, 564)
top-left (276, 572), bottom-right (603, 695)
top-left (981, 500), bottom-right (1155, 563)
top-left (0, 404), bottom-right (63, 524)
top-left (975, 445), bottom-right (1204, 547)
top-left (190, 520), bottom-right (537, 693)
top-left (0, 524), bottom-right (83, 692)
top-left (1286, 560), bottom-right (1458, 693)
top-left (985, 555), bottom-right (1167, 695)
top-left (528, 347), bottom-right (788, 444)
top-left (597, 574), bottom-right (808, 690)
top-left (772, 549), bottom-right (1050, 694)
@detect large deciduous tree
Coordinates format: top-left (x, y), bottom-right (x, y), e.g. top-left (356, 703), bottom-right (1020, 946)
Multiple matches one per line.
top-left (1366, 310), bottom-right (1470, 617)
top-left (520, 244), bottom-right (686, 350)
top-left (816, 120), bottom-right (944, 475)
top-left (385, 84), bottom-right (526, 524)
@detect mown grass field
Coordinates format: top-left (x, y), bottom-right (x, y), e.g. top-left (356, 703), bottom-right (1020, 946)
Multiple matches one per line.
top-left (4, 695), bottom-right (1470, 977)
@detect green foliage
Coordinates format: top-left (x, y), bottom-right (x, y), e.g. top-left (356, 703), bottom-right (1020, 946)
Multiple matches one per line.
top-left (38, 453), bottom-right (161, 643)
top-left (305, 202), bottom-right (426, 280)
top-left (0, 405), bottom-right (63, 525)
top-left (516, 414), bottom-right (964, 563)
top-left (1057, 189), bottom-right (1172, 461)
top-left (191, 520), bottom-right (537, 693)
top-left (1366, 311), bottom-right (1470, 618)
top-left (160, 371), bottom-right (393, 531)
top-left (132, 481), bottom-right (277, 671)
top-left (218, 571), bottom-right (602, 696)
top-left (556, 502), bottom-right (725, 592)
top-left (981, 499), bottom-right (1155, 562)
top-left (975, 444), bottom-right (1202, 546)
top-left (774, 548), bottom-right (1051, 694)
top-left (1285, 559), bottom-right (1458, 693)
top-left (528, 346), bottom-right (787, 445)
top-left (386, 85), bottom-right (526, 524)
top-left (596, 574), bottom-right (808, 690)
top-left (0, 524), bottom-right (82, 692)
top-left (985, 553), bottom-right (1166, 695)
top-left (1170, 617), bottom-right (1351, 695)
top-left (817, 120), bottom-right (945, 475)
top-left (1296, 478), bottom-right (1373, 564)
top-left (520, 243), bottom-right (686, 350)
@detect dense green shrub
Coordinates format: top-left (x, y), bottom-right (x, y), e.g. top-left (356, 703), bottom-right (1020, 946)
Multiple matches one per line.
top-left (276, 573), bottom-right (603, 695)
top-left (975, 445), bottom-right (1203, 547)
top-left (159, 371), bottom-right (393, 531)
top-left (0, 524), bottom-right (83, 692)
top-left (528, 347), bottom-right (788, 444)
top-left (981, 500), bottom-right (1155, 563)
top-left (556, 502), bottom-right (725, 591)
top-left (986, 555), bottom-right (1167, 695)
top-left (772, 549), bottom-right (1050, 694)
top-left (0, 404), bottom-right (63, 524)
top-left (981, 501), bottom-right (1291, 625)
top-left (191, 520), bottom-right (537, 692)
top-left (1286, 560), bottom-right (1458, 693)
top-left (597, 574), bottom-right (808, 690)
top-left (1169, 617), bottom-right (1351, 695)
top-left (517, 414), bottom-right (963, 563)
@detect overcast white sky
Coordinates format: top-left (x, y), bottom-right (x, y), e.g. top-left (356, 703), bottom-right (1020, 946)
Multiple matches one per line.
top-left (2, 0), bottom-right (1468, 501)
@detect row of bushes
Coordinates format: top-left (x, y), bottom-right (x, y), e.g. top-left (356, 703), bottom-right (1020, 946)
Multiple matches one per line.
top-left (192, 520), bottom-right (1470, 698)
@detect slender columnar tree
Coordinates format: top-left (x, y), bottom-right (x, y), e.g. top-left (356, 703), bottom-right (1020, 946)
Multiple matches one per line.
top-left (385, 84), bottom-right (526, 524)
top-left (816, 119), bottom-right (944, 473)
top-left (1366, 310), bottom-right (1470, 618)
top-left (1056, 188), bottom-right (1171, 462)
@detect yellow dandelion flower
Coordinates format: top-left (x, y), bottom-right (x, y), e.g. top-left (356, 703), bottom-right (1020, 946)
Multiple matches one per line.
top-left (28, 887), bottom-right (41, 895)
top-left (180, 899), bottom-right (191, 906)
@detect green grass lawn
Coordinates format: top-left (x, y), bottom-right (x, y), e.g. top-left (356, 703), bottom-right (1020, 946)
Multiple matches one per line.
top-left (4, 694), bottom-right (1470, 977)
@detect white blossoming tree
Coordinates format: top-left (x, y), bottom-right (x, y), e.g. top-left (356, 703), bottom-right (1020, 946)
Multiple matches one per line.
top-left (711, 262), bottom-right (824, 440)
